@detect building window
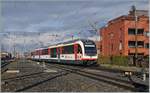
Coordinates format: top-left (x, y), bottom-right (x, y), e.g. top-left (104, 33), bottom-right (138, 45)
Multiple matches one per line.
top-left (128, 53), bottom-right (135, 56)
top-left (145, 43), bottom-right (149, 48)
top-left (128, 41), bottom-right (135, 48)
top-left (128, 28), bottom-right (135, 35)
top-left (138, 53), bottom-right (144, 56)
top-left (128, 41), bottom-right (144, 48)
top-left (128, 53), bottom-right (144, 56)
top-left (128, 28), bottom-right (144, 35)
top-left (137, 41), bottom-right (144, 48)
top-left (137, 29), bottom-right (144, 35)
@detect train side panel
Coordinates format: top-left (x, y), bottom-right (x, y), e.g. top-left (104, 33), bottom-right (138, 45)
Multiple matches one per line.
top-left (30, 39), bottom-right (97, 65)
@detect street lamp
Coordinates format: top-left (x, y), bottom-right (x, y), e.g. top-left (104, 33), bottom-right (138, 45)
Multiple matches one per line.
top-left (132, 5), bottom-right (138, 65)
top-left (11, 32), bottom-right (16, 58)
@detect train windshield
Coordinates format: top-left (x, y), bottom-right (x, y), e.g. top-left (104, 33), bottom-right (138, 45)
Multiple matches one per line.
top-left (84, 45), bottom-right (97, 55)
top-left (81, 39), bottom-right (97, 56)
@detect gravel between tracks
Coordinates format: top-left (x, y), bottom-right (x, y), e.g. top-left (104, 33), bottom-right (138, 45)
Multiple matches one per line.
top-left (1, 60), bottom-right (132, 92)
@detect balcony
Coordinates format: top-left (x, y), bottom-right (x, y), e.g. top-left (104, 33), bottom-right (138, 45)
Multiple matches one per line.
top-left (128, 48), bottom-right (145, 54)
top-left (128, 41), bottom-right (144, 48)
top-left (128, 35), bottom-right (145, 41)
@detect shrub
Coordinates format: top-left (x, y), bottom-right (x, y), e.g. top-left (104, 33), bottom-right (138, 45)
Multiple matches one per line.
top-left (111, 56), bottom-right (128, 66)
top-left (98, 55), bottom-right (110, 64)
top-left (98, 55), bottom-right (129, 66)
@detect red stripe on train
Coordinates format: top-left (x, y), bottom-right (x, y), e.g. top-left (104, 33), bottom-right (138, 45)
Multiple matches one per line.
top-left (80, 58), bottom-right (97, 61)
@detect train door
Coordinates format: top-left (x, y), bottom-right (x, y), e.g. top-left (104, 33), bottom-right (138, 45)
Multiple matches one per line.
top-left (74, 44), bottom-right (78, 60)
top-left (39, 50), bottom-right (41, 60)
top-left (50, 48), bottom-right (57, 58)
top-left (38, 50), bottom-right (40, 59)
top-left (48, 48), bottom-right (50, 58)
top-left (57, 48), bottom-right (60, 62)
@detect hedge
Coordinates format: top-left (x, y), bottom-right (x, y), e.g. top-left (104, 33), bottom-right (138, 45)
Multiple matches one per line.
top-left (98, 55), bottom-right (129, 66)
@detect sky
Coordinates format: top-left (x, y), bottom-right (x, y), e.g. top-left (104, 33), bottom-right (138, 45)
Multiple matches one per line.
top-left (0, 0), bottom-right (149, 54)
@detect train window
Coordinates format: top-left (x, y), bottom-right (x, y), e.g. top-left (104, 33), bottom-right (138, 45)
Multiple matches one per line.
top-left (51, 48), bottom-right (57, 58)
top-left (62, 45), bottom-right (74, 54)
top-left (42, 49), bottom-right (48, 55)
top-left (84, 44), bottom-right (97, 55)
top-left (78, 44), bottom-right (82, 54)
top-left (36, 51), bottom-right (39, 55)
top-left (39, 50), bottom-right (42, 55)
top-left (38, 50), bottom-right (40, 55)
top-left (85, 47), bottom-right (97, 54)
top-left (34, 52), bottom-right (36, 55)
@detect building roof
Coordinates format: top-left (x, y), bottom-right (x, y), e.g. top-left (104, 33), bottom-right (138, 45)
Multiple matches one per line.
top-left (106, 9), bottom-right (148, 27)
top-left (129, 10), bottom-right (148, 16)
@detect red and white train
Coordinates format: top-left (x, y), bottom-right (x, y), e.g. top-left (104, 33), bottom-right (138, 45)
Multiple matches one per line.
top-left (30, 39), bottom-right (98, 65)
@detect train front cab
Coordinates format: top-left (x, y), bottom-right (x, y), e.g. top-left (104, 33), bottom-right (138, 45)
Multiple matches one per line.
top-left (81, 41), bottom-right (97, 65)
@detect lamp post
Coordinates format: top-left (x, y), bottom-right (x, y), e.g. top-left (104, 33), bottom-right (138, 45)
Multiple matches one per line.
top-left (132, 5), bottom-right (138, 66)
top-left (13, 33), bottom-right (16, 58)
top-left (23, 32), bottom-right (26, 62)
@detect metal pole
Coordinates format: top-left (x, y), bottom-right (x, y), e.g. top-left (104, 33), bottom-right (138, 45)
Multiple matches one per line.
top-left (23, 33), bottom-right (26, 62)
top-left (134, 6), bottom-right (138, 65)
top-left (8, 33), bottom-right (10, 55)
top-left (0, 41), bottom-right (1, 69)
top-left (39, 33), bottom-right (41, 61)
top-left (13, 33), bottom-right (16, 58)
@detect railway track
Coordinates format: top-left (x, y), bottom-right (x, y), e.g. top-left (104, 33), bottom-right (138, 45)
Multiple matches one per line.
top-left (89, 65), bottom-right (149, 78)
top-left (2, 71), bottom-right (69, 92)
top-left (45, 63), bottom-right (149, 92)
top-left (2, 71), bottom-right (45, 81)
top-left (1, 60), bottom-right (12, 68)
top-left (15, 61), bottom-right (133, 92)
top-left (1, 60), bottom-right (14, 73)
top-left (1, 60), bottom-right (69, 92)
top-left (2, 60), bottom-right (148, 92)
top-left (15, 71), bottom-right (69, 92)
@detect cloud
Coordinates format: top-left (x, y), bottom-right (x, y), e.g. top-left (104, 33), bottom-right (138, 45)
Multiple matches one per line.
top-left (1, 0), bottom-right (148, 53)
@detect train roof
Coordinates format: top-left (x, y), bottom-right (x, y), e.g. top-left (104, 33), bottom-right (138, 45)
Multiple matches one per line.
top-left (50, 39), bottom-right (94, 46)
top-left (33, 39), bottom-right (95, 51)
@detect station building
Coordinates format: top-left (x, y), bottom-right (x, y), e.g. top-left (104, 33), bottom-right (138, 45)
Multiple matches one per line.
top-left (99, 9), bottom-right (149, 57)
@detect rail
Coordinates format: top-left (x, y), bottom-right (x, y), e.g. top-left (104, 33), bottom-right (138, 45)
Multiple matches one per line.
top-left (46, 63), bottom-right (149, 92)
